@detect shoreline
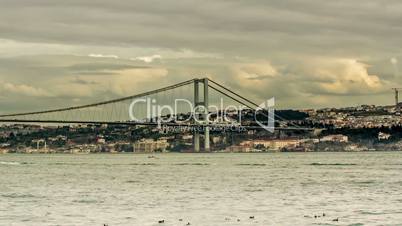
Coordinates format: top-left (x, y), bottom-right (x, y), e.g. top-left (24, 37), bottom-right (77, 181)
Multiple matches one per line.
top-left (1, 150), bottom-right (402, 155)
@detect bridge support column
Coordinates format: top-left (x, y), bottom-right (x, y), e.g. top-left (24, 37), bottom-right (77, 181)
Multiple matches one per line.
top-left (193, 78), bottom-right (210, 152)
top-left (203, 78), bottom-right (210, 152)
top-left (194, 79), bottom-right (200, 152)
top-left (194, 134), bottom-right (200, 152)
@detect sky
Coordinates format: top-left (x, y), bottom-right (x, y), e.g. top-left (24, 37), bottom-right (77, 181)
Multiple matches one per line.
top-left (0, 0), bottom-right (402, 113)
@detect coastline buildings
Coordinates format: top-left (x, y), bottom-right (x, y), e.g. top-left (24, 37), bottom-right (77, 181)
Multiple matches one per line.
top-left (305, 105), bottom-right (402, 129)
top-left (133, 139), bottom-right (169, 152)
top-left (2, 103), bottom-right (402, 153)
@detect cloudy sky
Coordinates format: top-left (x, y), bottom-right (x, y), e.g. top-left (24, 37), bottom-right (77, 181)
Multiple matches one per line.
top-left (0, 0), bottom-right (401, 113)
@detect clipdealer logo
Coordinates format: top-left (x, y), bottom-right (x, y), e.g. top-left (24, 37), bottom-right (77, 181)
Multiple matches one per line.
top-left (128, 97), bottom-right (275, 132)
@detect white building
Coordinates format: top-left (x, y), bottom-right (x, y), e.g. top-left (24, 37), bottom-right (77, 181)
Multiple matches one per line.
top-left (378, 132), bottom-right (391, 140)
top-left (320, 134), bottom-right (348, 143)
top-left (133, 139), bottom-right (169, 153)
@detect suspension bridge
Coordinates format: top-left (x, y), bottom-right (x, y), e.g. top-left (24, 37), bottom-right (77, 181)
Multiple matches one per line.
top-left (0, 77), bottom-right (313, 151)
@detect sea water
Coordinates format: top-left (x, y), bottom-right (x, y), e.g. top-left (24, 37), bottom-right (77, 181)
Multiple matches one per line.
top-left (1, 152), bottom-right (402, 225)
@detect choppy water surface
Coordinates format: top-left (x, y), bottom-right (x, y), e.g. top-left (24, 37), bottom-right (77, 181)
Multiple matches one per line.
top-left (1, 152), bottom-right (402, 226)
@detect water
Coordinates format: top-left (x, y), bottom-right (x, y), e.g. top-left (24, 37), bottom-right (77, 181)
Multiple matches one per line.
top-left (1, 152), bottom-right (402, 226)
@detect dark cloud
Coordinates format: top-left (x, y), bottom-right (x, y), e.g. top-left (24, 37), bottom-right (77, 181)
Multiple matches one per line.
top-left (0, 0), bottom-right (401, 56)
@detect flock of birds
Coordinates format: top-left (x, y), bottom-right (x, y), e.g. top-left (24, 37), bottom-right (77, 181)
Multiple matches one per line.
top-left (306, 213), bottom-right (339, 222)
top-left (102, 214), bottom-right (339, 225)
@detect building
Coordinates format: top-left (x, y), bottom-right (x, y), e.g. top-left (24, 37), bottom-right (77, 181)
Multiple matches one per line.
top-left (212, 136), bottom-right (224, 144)
top-left (320, 134), bottom-right (348, 143)
top-left (240, 139), bottom-right (303, 151)
top-left (0, 143), bottom-right (10, 148)
top-left (31, 139), bottom-right (47, 150)
top-left (133, 139), bottom-right (169, 153)
top-left (0, 132), bottom-right (10, 138)
top-left (378, 132), bottom-right (391, 140)
top-left (48, 135), bottom-right (67, 142)
top-left (96, 135), bottom-right (106, 144)
top-left (114, 142), bottom-right (134, 152)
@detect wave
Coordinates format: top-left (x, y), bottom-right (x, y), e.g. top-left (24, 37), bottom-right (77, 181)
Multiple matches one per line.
top-left (309, 163), bottom-right (357, 166)
top-left (47, 162), bottom-right (158, 166)
top-left (354, 180), bottom-right (375, 184)
top-left (129, 163), bottom-right (158, 166)
top-left (173, 163), bottom-right (209, 166)
top-left (0, 161), bottom-right (30, 165)
top-left (2, 193), bottom-right (42, 199)
top-left (236, 163), bottom-right (266, 166)
top-left (126, 180), bottom-right (141, 183)
top-left (72, 199), bottom-right (103, 204)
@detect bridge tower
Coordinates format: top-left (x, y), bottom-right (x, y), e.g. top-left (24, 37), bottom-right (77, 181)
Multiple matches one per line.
top-left (194, 79), bottom-right (200, 152)
top-left (204, 78), bottom-right (210, 151)
top-left (193, 78), bottom-right (210, 152)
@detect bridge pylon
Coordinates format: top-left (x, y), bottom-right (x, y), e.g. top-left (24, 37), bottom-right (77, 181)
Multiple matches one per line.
top-left (194, 79), bottom-right (200, 152)
top-left (203, 78), bottom-right (210, 151)
top-left (193, 78), bottom-right (210, 152)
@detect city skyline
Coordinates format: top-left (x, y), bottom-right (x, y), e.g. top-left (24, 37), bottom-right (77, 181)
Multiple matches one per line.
top-left (1, 0), bottom-right (402, 114)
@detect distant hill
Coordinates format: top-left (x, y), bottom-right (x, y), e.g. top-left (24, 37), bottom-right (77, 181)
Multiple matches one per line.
top-left (275, 110), bottom-right (309, 121)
